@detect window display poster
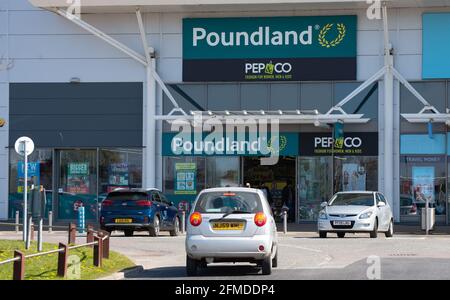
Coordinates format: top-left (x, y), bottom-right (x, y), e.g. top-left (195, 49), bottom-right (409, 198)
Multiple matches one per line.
top-left (67, 162), bottom-right (90, 194)
top-left (174, 163), bottom-right (197, 195)
top-left (108, 163), bottom-right (129, 186)
top-left (412, 166), bottom-right (435, 204)
top-left (342, 163), bottom-right (366, 191)
top-left (17, 162), bottom-right (40, 193)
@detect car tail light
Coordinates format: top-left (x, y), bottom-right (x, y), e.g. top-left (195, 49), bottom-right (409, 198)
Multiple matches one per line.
top-left (190, 212), bottom-right (202, 226)
top-left (102, 200), bottom-right (113, 207)
top-left (254, 212), bottom-right (267, 227)
top-left (223, 192), bottom-right (236, 196)
top-left (136, 200), bottom-right (152, 207)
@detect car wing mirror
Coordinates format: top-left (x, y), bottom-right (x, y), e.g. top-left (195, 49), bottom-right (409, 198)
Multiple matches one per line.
top-left (320, 202), bottom-right (328, 209)
top-left (378, 202), bottom-right (386, 207)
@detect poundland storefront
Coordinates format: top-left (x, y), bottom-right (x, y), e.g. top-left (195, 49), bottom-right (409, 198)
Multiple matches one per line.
top-left (162, 131), bottom-right (379, 223)
top-left (160, 13), bottom-right (380, 223)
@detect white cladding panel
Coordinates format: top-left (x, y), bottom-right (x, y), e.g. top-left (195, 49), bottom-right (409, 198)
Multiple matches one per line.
top-left (1, 0), bottom-right (434, 83)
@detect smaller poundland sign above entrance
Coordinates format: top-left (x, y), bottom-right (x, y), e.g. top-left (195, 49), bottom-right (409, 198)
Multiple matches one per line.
top-left (183, 15), bottom-right (357, 82)
top-left (162, 132), bottom-right (299, 156)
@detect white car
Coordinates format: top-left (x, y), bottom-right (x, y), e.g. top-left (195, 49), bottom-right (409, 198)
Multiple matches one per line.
top-left (185, 187), bottom-right (278, 276)
top-left (317, 191), bottom-right (394, 239)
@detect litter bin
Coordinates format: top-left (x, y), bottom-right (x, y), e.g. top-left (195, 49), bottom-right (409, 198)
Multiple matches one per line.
top-left (421, 207), bottom-right (435, 231)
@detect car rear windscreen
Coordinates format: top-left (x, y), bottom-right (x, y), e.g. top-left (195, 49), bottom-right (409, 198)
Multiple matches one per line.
top-left (106, 192), bottom-right (147, 201)
top-left (194, 191), bottom-right (263, 213)
top-left (329, 193), bottom-right (374, 206)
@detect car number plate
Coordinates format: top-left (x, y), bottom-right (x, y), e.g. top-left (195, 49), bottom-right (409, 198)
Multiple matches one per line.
top-left (115, 218), bottom-right (133, 223)
top-left (333, 220), bottom-right (351, 226)
top-left (212, 222), bottom-right (244, 231)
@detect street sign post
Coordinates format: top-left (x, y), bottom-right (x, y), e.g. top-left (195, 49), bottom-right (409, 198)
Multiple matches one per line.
top-left (78, 206), bottom-right (85, 234)
top-left (14, 137), bottom-right (35, 244)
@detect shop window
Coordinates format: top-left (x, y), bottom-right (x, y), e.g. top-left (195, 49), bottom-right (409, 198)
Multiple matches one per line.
top-left (206, 157), bottom-right (240, 188)
top-left (163, 156), bottom-right (206, 211)
top-left (298, 157), bottom-right (332, 221)
top-left (400, 155), bottom-right (446, 218)
top-left (58, 150), bottom-right (97, 220)
top-left (99, 148), bottom-right (143, 196)
top-left (8, 149), bottom-right (53, 219)
top-left (333, 156), bottom-right (378, 194)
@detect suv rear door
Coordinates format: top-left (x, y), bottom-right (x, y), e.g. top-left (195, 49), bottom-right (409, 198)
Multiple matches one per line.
top-left (103, 191), bottom-right (150, 213)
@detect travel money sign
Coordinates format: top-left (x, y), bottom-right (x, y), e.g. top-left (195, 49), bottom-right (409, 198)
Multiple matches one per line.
top-left (183, 15), bottom-right (357, 82)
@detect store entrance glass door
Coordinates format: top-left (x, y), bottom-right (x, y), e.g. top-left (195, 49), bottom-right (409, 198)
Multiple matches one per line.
top-left (56, 149), bottom-right (98, 220)
top-left (243, 156), bottom-right (296, 222)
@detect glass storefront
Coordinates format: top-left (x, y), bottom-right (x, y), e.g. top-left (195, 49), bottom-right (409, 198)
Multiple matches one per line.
top-left (206, 157), bottom-right (240, 188)
top-left (162, 131), bottom-right (379, 222)
top-left (57, 150), bottom-right (98, 220)
top-left (400, 155), bottom-right (447, 222)
top-left (163, 156), bottom-right (240, 210)
top-left (8, 149), bottom-right (53, 219)
top-left (333, 156), bottom-right (378, 194)
top-left (8, 148), bottom-right (143, 221)
top-left (298, 157), bottom-right (332, 221)
top-left (297, 156), bottom-right (378, 221)
top-left (99, 148), bottom-right (143, 196)
top-left (399, 133), bottom-right (448, 223)
top-left (297, 132), bottom-right (379, 221)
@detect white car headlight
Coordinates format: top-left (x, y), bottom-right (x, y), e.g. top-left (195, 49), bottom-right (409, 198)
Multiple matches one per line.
top-left (319, 211), bottom-right (328, 220)
top-left (359, 211), bottom-right (373, 219)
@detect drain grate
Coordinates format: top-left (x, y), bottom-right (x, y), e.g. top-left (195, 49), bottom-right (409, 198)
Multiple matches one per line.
top-left (389, 253), bottom-right (417, 257)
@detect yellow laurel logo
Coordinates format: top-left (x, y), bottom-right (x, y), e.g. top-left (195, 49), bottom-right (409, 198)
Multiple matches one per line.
top-left (0, 118), bottom-right (5, 127)
top-left (318, 23), bottom-right (346, 48)
top-left (267, 135), bottom-right (287, 153)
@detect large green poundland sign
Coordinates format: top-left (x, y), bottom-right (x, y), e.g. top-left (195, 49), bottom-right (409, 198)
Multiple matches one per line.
top-left (183, 15), bottom-right (357, 82)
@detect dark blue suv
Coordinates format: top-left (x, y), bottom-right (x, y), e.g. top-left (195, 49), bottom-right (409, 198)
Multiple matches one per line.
top-left (100, 188), bottom-right (180, 237)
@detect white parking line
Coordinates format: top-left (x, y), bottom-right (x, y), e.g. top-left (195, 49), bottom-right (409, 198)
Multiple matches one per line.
top-left (278, 243), bottom-right (323, 253)
top-left (318, 255), bottom-right (333, 266)
top-left (392, 237), bottom-right (427, 240)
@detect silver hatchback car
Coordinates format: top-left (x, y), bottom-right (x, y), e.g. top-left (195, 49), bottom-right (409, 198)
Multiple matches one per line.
top-left (185, 187), bottom-right (278, 276)
top-left (317, 191), bottom-right (394, 239)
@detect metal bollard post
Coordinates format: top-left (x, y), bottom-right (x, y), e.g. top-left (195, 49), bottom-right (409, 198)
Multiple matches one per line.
top-left (15, 211), bottom-right (19, 234)
top-left (37, 219), bottom-right (43, 252)
top-left (68, 223), bottom-right (76, 245)
top-left (30, 221), bottom-right (35, 241)
top-left (181, 211), bottom-right (186, 234)
top-left (283, 211), bottom-right (288, 234)
top-left (48, 211), bottom-right (53, 233)
top-left (13, 250), bottom-right (25, 280)
top-left (26, 217), bottom-right (32, 250)
top-left (57, 243), bottom-right (68, 278)
top-left (93, 236), bottom-right (103, 267)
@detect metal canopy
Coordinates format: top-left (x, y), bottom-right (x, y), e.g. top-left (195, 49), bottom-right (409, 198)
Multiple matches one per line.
top-left (157, 109), bottom-right (370, 124)
top-left (401, 108), bottom-right (450, 125)
top-left (29, 0), bottom-right (450, 13)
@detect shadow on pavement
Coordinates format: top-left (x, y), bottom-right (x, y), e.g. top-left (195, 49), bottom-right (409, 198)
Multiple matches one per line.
top-left (125, 265), bottom-right (263, 279)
